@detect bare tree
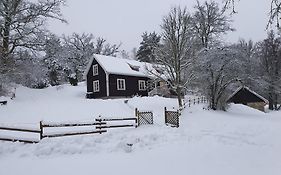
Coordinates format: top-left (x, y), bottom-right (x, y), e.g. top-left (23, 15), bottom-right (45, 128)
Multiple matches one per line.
top-left (223, 0), bottom-right (281, 29)
top-left (156, 6), bottom-right (195, 107)
top-left (256, 30), bottom-right (281, 110)
top-left (192, 0), bottom-right (234, 48)
top-left (0, 0), bottom-right (66, 94)
top-left (0, 0), bottom-right (66, 60)
top-left (193, 46), bottom-right (243, 110)
top-left (94, 37), bottom-right (120, 56)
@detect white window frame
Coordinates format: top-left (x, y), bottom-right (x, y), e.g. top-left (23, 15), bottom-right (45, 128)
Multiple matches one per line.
top-left (93, 64), bottom-right (98, 76)
top-left (93, 80), bottom-right (100, 92)
top-left (138, 80), bottom-right (146, 91)
top-left (117, 79), bottom-right (126, 90)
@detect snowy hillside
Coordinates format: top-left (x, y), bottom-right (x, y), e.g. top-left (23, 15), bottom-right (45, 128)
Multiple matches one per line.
top-left (0, 84), bottom-right (280, 175)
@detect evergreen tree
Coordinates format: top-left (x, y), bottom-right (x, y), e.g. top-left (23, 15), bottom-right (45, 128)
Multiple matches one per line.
top-left (136, 32), bottom-right (161, 63)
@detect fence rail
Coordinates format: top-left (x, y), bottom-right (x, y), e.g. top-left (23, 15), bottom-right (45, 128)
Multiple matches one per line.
top-left (0, 116), bottom-right (138, 144)
top-left (184, 96), bottom-right (208, 108)
top-left (42, 130), bottom-right (107, 138)
top-left (0, 125), bottom-right (41, 143)
top-left (0, 126), bottom-right (41, 133)
top-left (42, 122), bottom-right (106, 128)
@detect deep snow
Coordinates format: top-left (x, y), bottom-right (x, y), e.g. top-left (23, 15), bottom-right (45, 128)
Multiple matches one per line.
top-left (0, 83), bottom-right (280, 175)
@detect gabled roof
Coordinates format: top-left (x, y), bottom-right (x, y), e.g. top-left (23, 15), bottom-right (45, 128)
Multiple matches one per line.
top-left (227, 86), bottom-right (269, 104)
top-left (84, 54), bottom-right (167, 79)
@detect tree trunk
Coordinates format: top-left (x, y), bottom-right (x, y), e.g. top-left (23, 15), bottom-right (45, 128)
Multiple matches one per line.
top-left (176, 86), bottom-right (182, 108)
top-left (268, 91), bottom-right (274, 110)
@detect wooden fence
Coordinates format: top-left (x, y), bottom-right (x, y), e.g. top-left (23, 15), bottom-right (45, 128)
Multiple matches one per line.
top-left (164, 107), bottom-right (179, 128)
top-left (0, 117), bottom-right (138, 144)
top-left (179, 96), bottom-right (208, 112)
top-left (0, 125), bottom-right (41, 143)
top-left (41, 120), bottom-right (107, 138)
top-left (135, 108), bottom-right (153, 126)
top-left (95, 117), bottom-right (137, 130)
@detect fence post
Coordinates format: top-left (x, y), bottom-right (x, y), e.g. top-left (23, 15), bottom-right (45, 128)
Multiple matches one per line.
top-left (194, 98), bottom-right (196, 105)
top-left (188, 99), bottom-right (191, 107)
top-left (164, 107), bottom-right (167, 125)
top-left (135, 108), bottom-right (138, 128)
top-left (135, 108), bottom-right (139, 127)
top-left (98, 115), bottom-right (102, 134)
top-left (176, 110), bottom-right (180, 128)
top-left (39, 121), bottom-right (43, 140)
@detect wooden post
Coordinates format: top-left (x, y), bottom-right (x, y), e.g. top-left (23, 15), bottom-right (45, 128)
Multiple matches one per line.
top-left (194, 98), bottom-right (196, 105)
top-left (176, 110), bottom-right (179, 127)
top-left (135, 108), bottom-right (138, 128)
top-left (188, 99), bottom-right (191, 107)
top-left (98, 115), bottom-right (102, 134)
top-left (164, 107), bottom-right (167, 125)
top-left (39, 121), bottom-right (43, 140)
top-left (198, 97), bottom-right (200, 104)
top-left (135, 108), bottom-right (139, 126)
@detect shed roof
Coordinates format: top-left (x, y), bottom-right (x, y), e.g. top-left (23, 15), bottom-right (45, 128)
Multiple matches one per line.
top-left (227, 86), bottom-right (268, 104)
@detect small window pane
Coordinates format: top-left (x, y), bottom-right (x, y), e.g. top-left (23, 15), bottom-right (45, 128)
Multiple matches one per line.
top-left (139, 80), bottom-right (146, 91)
top-left (117, 79), bottom-right (126, 90)
top-left (93, 64), bottom-right (98, 76)
top-left (93, 80), bottom-right (99, 92)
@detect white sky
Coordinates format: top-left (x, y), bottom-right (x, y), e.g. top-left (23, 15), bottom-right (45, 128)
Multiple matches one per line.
top-left (48, 0), bottom-right (271, 51)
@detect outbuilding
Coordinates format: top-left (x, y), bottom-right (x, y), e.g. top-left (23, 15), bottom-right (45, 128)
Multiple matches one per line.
top-left (227, 86), bottom-right (268, 112)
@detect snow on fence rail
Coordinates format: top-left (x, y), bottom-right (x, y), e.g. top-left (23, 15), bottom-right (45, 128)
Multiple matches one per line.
top-left (40, 120), bottom-right (107, 138)
top-left (0, 125), bottom-right (41, 143)
top-left (0, 117), bottom-right (139, 144)
top-left (181, 96), bottom-right (208, 110)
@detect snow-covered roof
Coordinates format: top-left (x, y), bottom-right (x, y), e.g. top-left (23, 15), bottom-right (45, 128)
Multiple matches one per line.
top-left (227, 86), bottom-right (269, 104)
top-left (84, 54), bottom-right (166, 79)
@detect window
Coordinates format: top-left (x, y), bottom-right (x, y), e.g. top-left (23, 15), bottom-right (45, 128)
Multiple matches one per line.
top-left (93, 80), bottom-right (99, 92)
top-left (139, 80), bottom-right (146, 91)
top-left (93, 64), bottom-right (98, 76)
top-left (117, 79), bottom-right (126, 90)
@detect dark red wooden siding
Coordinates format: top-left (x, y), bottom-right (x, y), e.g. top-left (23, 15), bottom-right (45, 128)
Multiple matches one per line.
top-left (86, 58), bottom-right (107, 98)
top-left (109, 74), bottom-right (149, 97)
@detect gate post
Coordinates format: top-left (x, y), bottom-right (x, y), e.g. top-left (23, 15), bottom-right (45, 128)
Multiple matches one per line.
top-left (176, 110), bottom-right (180, 127)
top-left (39, 121), bottom-right (43, 140)
top-left (164, 107), bottom-right (167, 125)
top-left (135, 108), bottom-right (139, 127)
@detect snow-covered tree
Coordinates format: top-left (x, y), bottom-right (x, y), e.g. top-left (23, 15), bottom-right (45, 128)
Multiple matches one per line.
top-left (0, 0), bottom-right (66, 63)
top-left (256, 30), bottom-right (281, 110)
top-left (94, 37), bottom-right (120, 56)
top-left (0, 0), bottom-right (66, 94)
top-left (192, 0), bottom-right (234, 48)
top-left (193, 46), bottom-right (244, 110)
top-left (156, 6), bottom-right (195, 107)
top-left (62, 33), bottom-right (96, 83)
top-left (43, 34), bottom-right (65, 86)
top-left (136, 32), bottom-right (161, 63)
top-left (232, 39), bottom-right (260, 87)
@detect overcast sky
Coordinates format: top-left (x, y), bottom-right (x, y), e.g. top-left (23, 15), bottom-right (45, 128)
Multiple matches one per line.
top-left (48, 0), bottom-right (271, 51)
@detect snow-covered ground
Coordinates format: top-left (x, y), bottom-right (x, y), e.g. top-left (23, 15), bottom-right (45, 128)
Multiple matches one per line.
top-left (0, 83), bottom-right (280, 175)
